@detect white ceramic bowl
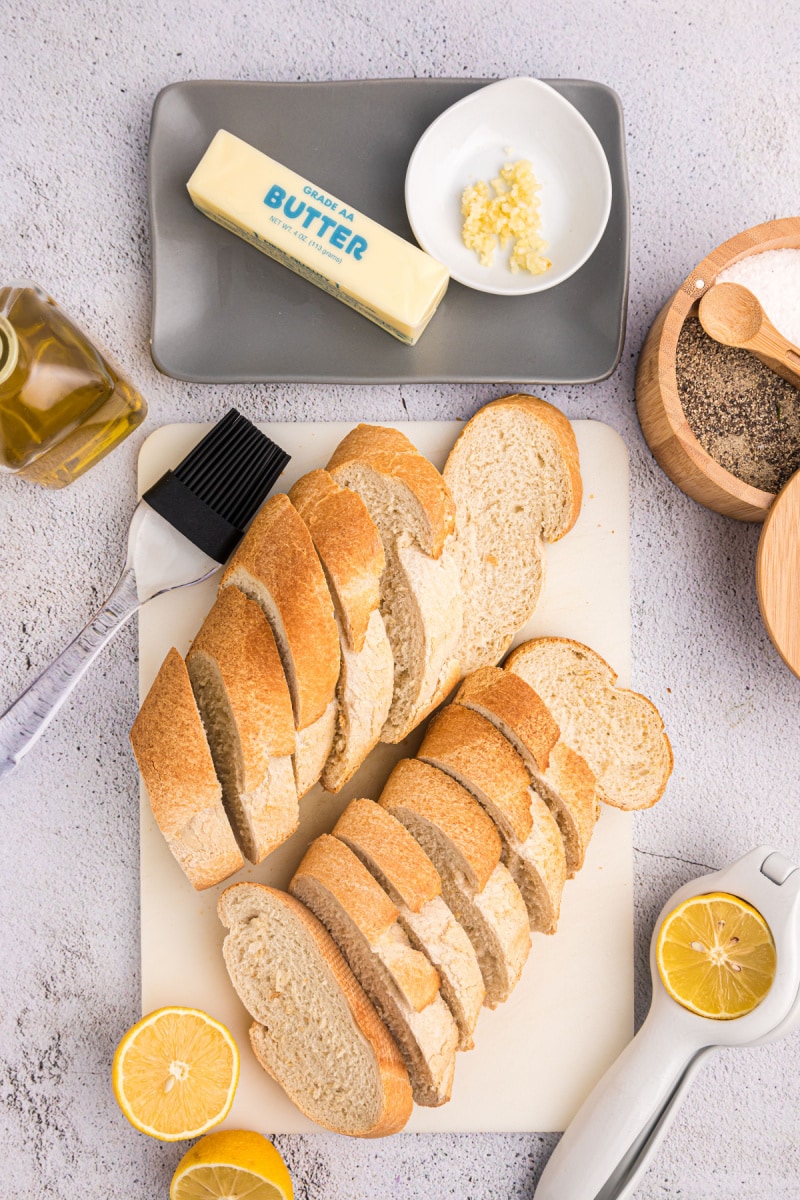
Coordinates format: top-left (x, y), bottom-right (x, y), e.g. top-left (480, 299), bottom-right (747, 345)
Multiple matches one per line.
top-left (405, 78), bottom-right (613, 296)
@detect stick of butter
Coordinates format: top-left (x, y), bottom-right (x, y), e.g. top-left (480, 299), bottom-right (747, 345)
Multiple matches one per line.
top-left (187, 130), bottom-right (449, 346)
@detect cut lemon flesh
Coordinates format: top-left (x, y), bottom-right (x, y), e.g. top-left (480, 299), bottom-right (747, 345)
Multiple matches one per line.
top-left (171, 1130), bottom-right (293, 1200)
top-left (656, 891), bottom-right (777, 1020)
top-left (112, 1007), bottom-right (239, 1141)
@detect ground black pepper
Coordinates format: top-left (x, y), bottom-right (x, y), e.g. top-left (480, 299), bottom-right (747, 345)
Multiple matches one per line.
top-left (676, 317), bottom-right (800, 492)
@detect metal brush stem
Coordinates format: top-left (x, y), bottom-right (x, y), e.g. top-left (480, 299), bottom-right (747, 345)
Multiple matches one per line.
top-left (0, 567), bottom-right (141, 781)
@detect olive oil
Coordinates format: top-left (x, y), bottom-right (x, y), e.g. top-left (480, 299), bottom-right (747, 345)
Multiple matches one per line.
top-left (0, 284), bottom-right (146, 487)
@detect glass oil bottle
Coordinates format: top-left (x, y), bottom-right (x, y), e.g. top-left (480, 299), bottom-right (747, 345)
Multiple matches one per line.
top-left (0, 283), bottom-right (147, 487)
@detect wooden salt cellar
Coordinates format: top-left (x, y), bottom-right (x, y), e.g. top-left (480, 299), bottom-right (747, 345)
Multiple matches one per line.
top-left (635, 216), bottom-right (800, 522)
top-left (757, 468), bottom-right (800, 679)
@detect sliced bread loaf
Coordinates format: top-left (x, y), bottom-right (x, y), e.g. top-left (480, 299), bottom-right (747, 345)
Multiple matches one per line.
top-left (418, 704), bottom-right (567, 934)
top-left (443, 395), bottom-right (582, 674)
top-left (218, 882), bottom-right (412, 1137)
top-left (505, 638), bottom-right (674, 810)
top-left (289, 470), bottom-right (394, 791)
top-left (327, 424), bottom-right (462, 743)
top-left (220, 492), bottom-right (341, 795)
top-left (130, 648), bottom-right (243, 890)
top-left (333, 798), bottom-right (484, 1050)
top-left (290, 834), bottom-right (459, 1106)
top-left (455, 666), bottom-right (598, 875)
top-left (379, 758), bottom-right (530, 1008)
top-left (186, 587), bottom-right (298, 864)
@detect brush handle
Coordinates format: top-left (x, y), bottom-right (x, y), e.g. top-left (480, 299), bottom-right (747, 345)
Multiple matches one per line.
top-left (534, 1009), bottom-right (710, 1200)
top-left (0, 566), bottom-right (141, 781)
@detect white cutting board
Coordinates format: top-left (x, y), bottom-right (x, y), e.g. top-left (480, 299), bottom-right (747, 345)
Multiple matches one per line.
top-left (137, 419), bottom-right (633, 1135)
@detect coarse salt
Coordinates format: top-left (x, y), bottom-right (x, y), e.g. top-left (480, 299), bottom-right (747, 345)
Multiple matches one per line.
top-left (717, 248), bottom-right (800, 347)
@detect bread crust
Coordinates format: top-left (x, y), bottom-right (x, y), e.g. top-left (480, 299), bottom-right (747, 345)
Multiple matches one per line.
top-left (455, 664), bottom-right (598, 875)
top-left (293, 835), bottom-right (441, 1013)
top-left (218, 883), bottom-right (412, 1137)
top-left (289, 469), bottom-right (385, 654)
top-left (418, 705), bottom-right (533, 843)
top-left (294, 834), bottom-right (398, 945)
top-left (327, 423), bottom-right (456, 559)
top-left (188, 586), bottom-right (296, 767)
top-left (220, 493), bottom-right (340, 730)
top-left (379, 758), bottom-right (501, 893)
top-left (505, 636), bottom-right (674, 810)
top-left (333, 798), bottom-right (442, 913)
top-left (130, 648), bottom-right (243, 889)
top-left (455, 666), bottom-right (560, 771)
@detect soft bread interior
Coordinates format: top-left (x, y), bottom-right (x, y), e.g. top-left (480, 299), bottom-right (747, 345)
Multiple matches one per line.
top-left (507, 639), bottom-right (673, 810)
top-left (323, 609), bottom-right (394, 792)
top-left (220, 888), bottom-right (392, 1137)
top-left (383, 803), bottom-right (530, 1008)
top-left (444, 400), bottom-right (580, 674)
top-left (186, 650), bottom-right (256, 860)
top-left (187, 651), bottom-right (298, 863)
top-left (290, 864), bottom-right (457, 1106)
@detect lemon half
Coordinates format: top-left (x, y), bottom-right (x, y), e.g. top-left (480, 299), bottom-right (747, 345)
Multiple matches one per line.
top-left (170, 1130), bottom-right (294, 1200)
top-left (112, 1007), bottom-right (239, 1141)
top-left (656, 891), bottom-right (777, 1020)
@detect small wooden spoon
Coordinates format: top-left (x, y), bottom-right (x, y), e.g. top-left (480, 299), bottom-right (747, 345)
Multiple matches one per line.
top-left (699, 281), bottom-right (800, 389)
top-left (757, 467), bottom-right (800, 679)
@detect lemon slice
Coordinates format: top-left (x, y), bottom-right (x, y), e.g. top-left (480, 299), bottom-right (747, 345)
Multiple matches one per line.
top-left (112, 1007), bottom-right (239, 1141)
top-left (656, 891), bottom-right (777, 1019)
top-left (170, 1130), bottom-right (294, 1200)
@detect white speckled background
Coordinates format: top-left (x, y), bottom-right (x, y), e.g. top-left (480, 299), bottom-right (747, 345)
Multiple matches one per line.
top-left (1, 2), bottom-right (799, 1196)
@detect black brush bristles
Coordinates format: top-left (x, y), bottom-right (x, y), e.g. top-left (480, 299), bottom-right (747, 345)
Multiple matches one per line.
top-left (142, 409), bottom-right (290, 562)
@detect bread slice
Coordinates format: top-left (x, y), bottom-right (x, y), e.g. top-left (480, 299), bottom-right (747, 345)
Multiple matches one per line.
top-left (289, 470), bottom-right (394, 791)
top-left (327, 424), bottom-right (462, 743)
top-left (186, 587), bottom-right (298, 864)
top-left (218, 883), bottom-right (412, 1137)
top-left (455, 666), bottom-right (598, 875)
top-left (333, 799), bottom-right (484, 1050)
top-left (293, 700), bottom-right (337, 797)
top-left (130, 648), bottom-right (243, 890)
top-left (418, 704), bottom-right (566, 934)
top-left (220, 492), bottom-right (341, 795)
top-left (327, 423), bottom-right (456, 558)
top-left (443, 395), bottom-right (582, 674)
top-left (379, 758), bottom-right (530, 1008)
top-left (290, 834), bottom-right (459, 1106)
top-left (220, 492), bottom-right (340, 731)
top-left (289, 468), bottom-right (385, 653)
top-left (506, 638), bottom-right (674, 810)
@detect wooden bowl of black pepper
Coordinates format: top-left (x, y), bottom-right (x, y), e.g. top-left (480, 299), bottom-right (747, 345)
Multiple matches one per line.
top-left (636, 216), bottom-right (800, 521)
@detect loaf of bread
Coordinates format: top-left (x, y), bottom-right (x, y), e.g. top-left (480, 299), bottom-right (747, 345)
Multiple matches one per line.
top-left (130, 401), bottom-right (676, 1137)
top-left (219, 882), bottom-right (412, 1137)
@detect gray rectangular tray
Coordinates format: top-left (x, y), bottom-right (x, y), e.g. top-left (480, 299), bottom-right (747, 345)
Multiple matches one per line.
top-left (148, 79), bottom-right (629, 384)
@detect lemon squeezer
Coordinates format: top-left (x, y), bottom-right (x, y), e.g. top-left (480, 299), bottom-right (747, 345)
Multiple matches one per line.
top-left (535, 845), bottom-right (800, 1200)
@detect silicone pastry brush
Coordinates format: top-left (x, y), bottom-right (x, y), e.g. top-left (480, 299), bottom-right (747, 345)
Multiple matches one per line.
top-left (0, 409), bottom-right (290, 781)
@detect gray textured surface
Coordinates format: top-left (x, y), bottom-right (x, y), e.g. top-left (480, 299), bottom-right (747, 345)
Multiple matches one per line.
top-left (1, 1), bottom-right (799, 1197)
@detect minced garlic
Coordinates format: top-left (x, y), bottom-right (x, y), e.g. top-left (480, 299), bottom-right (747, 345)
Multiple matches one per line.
top-left (460, 159), bottom-right (551, 276)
